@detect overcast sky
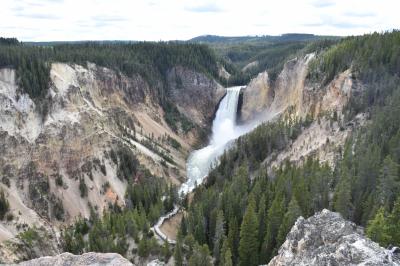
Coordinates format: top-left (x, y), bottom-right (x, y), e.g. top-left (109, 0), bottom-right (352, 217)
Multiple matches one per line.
top-left (1, 0), bottom-right (399, 41)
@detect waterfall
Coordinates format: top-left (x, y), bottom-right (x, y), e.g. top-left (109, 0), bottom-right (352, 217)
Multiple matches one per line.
top-left (153, 86), bottom-right (257, 242)
top-left (180, 86), bottom-right (244, 195)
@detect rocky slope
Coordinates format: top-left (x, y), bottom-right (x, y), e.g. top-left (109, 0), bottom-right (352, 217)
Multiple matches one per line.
top-left (17, 252), bottom-right (133, 266)
top-left (166, 66), bottom-right (225, 128)
top-left (0, 62), bottom-right (223, 262)
top-left (240, 53), bottom-right (364, 168)
top-left (241, 53), bottom-right (362, 121)
top-left (268, 209), bottom-right (400, 266)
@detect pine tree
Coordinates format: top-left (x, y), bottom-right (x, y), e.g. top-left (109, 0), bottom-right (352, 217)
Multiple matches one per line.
top-left (188, 244), bottom-right (213, 266)
top-left (184, 234), bottom-right (196, 258)
top-left (276, 196), bottom-right (302, 249)
top-left (219, 237), bottom-right (231, 266)
top-left (213, 210), bottom-right (225, 264)
top-left (227, 218), bottom-right (239, 263)
top-left (174, 237), bottom-right (183, 266)
top-left (0, 188), bottom-right (10, 220)
top-left (238, 198), bottom-right (259, 266)
top-left (257, 194), bottom-right (267, 248)
top-left (333, 166), bottom-right (353, 219)
top-left (181, 215), bottom-right (187, 235)
top-left (377, 156), bottom-right (399, 209)
top-left (262, 196), bottom-right (285, 262)
top-left (222, 249), bottom-right (233, 266)
top-left (162, 240), bottom-right (171, 262)
top-left (366, 207), bottom-right (391, 247)
top-left (79, 177), bottom-right (88, 198)
top-left (388, 197), bottom-right (400, 246)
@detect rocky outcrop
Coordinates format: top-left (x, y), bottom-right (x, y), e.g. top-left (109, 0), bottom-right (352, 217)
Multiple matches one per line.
top-left (240, 53), bottom-right (359, 122)
top-left (240, 53), bottom-right (364, 169)
top-left (218, 65), bottom-right (231, 80)
top-left (0, 226), bottom-right (61, 264)
top-left (17, 252), bottom-right (132, 266)
top-left (268, 209), bottom-right (400, 266)
top-left (240, 71), bottom-right (273, 121)
top-left (263, 113), bottom-right (367, 170)
top-left (240, 54), bottom-right (314, 122)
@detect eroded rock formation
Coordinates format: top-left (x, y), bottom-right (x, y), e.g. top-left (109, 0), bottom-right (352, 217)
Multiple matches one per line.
top-left (268, 209), bottom-right (400, 266)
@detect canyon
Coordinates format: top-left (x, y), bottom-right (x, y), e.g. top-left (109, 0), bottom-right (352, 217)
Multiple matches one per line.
top-left (0, 35), bottom-right (397, 265)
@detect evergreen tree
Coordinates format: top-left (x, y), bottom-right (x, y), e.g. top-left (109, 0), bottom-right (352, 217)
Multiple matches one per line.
top-left (262, 196), bottom-right (285, 262)
top-left (0, 188), bottom-right (10, 220)
top-left (366, 207), bottom-right (391, 247)
top-left (388, 197), bottom-right (400, 246)
top-left (333, 166), bottom-right (353, 219)
top-left (276, 196), bottom-right (302, 248)
top-left (222, 249), bottom-right (233, 266)
top-left (162, 240), bottom-right (171, 262)
top-left (227, 218), bottom-right (239, 263)
top-left (181, 215), bottom-right (187, 236)
top-left (238, 198), bottom-right (259, 266)
top-left (184, 234), bottom-right (196, 258)
top-left (213, 210), bottom-right (225, 264)
top-left (188, 244), bottom-right (213, 266)
top-left (219, 237), bottom-right (231, 266)
top-left (257, 194), bottom-right (267, 249)
top-left (174, 237), bottom-right (183, 266)
top-left (377, 156), bottom-right (399, 209)
top-left (79, 177), bottom-right (88, 198)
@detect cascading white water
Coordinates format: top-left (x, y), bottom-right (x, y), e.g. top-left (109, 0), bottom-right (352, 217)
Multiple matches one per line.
top-left (179, 86), bottom-right (245, 195)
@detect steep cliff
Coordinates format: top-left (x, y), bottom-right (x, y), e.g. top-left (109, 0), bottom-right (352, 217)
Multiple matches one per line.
top-left (240, 53), bottom-right (357, 121)
top-left (0, 62), bottom-right (223, 262)
top-left (268, 209), bottom-right (400, 266)
top-left (166, 66), bottom-right (225, 128)
top-left (240, 53), bottom-right (364, 168)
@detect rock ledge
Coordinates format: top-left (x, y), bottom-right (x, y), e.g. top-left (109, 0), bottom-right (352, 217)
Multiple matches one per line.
top-left (268, 209), bottom-right (400, 266)
top-left (17, 252), bottom-right (132, 266)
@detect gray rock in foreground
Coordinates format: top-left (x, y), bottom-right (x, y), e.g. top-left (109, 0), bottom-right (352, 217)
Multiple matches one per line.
top-left (268, 209), bottom-right (400, 266)
top-left (16, 252), bottom-right (133, 266)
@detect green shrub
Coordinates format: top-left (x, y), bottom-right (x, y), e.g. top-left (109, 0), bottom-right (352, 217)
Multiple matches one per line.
top-left (19, 227), bottom-right (40, 246)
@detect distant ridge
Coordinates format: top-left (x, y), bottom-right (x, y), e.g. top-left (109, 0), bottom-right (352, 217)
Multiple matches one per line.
top-left (189, 33), bottom-right (340, 43)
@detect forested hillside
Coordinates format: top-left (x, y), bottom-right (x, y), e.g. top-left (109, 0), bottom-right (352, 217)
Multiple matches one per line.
top-left (0, 40), bottom-right (222, 126)
top-left (191, 34), bottom-right (339, 85)
top-left (177, 31), bottom-right (400, 265)
top-left (62, 156), bottom-right (179, 258)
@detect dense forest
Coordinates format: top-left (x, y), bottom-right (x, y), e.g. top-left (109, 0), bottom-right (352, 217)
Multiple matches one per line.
top-left (194, 34), bottom-right (339, 85)
top-left (176, 31), bottom-right (400, 265)
top-left (309, 30), bottom-right (400, 117)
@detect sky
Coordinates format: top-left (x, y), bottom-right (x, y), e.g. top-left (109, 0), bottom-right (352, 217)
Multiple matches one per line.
top-left (1, 0), bottom-right (399, 42)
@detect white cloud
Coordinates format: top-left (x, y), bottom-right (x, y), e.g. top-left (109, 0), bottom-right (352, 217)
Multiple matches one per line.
top-left (0, 0), bottom-right (399, 41)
